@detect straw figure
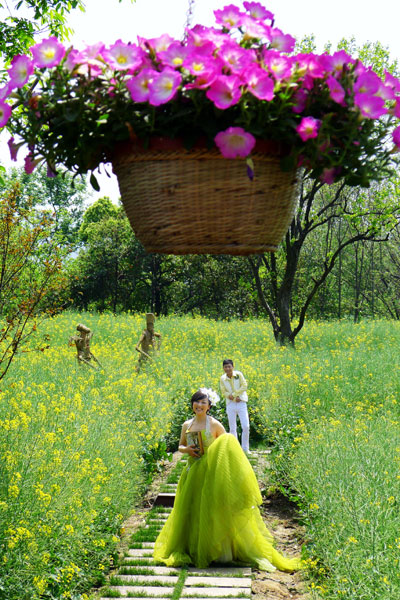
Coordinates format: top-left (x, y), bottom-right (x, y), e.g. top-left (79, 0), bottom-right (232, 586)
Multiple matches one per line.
top-left (135, 313), bottom-right (162, 372)
top-left (68, 323), bottom-right (102, 369)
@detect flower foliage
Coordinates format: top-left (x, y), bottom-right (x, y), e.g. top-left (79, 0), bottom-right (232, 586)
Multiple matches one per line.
top-left (2, 1), bottom-right (400, 187)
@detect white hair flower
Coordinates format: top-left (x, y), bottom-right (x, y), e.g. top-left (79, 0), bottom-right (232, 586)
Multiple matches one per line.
top-left (200, 387), bottom-right (220, 406)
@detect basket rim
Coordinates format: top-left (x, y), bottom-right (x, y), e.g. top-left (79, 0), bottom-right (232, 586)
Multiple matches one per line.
top-left (110, 136), bottom-right (291, 163)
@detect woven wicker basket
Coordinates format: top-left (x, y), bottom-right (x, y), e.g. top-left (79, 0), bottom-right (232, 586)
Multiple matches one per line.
top-left (111, 138), bottom-right (300, 256)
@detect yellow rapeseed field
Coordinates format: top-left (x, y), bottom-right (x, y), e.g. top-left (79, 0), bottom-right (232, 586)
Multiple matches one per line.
top-left (1, 312), bottom-right (400, 599)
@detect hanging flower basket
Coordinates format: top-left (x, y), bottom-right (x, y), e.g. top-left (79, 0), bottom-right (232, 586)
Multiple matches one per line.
top-left (2, 2), bottom-right (400, 255)
top-left (111, 138), bottom-right (299, 255)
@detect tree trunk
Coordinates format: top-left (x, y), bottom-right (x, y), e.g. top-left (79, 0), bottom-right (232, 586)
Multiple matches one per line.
top-left (275, 240), bottom-right (301, 345)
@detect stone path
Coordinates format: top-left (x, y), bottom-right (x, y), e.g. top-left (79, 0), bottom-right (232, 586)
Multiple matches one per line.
top-left (98, 452), bottom-right (308, 600)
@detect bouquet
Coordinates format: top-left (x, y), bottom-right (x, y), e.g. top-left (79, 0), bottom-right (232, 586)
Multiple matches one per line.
top-left (1, 1), bottom-right (400, 189)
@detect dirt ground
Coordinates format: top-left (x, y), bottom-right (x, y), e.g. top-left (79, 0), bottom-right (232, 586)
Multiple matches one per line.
top-left (252, 452), bottom-right (310, 600)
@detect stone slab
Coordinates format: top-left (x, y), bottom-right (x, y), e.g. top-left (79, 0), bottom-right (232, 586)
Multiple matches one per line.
top-left (117, 575), bottom-right (178, 584)
top-left (122, 556), bottom-right (155, 564)
top-left (182, 588), bottom-right (250, 597)
top-left (107, 586), bottom-right (174, 596)
top-left (121, 566), bottom-right (180, 575)
top-left (188, 567), bottom-right (252, 576)
top-left (185, 576), bottom-right (252, 587)
top-left (128, 548), bottom-right (154, 556)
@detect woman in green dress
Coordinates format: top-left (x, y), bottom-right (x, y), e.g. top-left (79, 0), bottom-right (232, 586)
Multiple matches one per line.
top-left (153, 389), bottom-right (300, 571)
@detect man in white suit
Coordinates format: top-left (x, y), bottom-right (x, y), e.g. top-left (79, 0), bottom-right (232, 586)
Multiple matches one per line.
top-left (219, 359), bottom-right (250, 453)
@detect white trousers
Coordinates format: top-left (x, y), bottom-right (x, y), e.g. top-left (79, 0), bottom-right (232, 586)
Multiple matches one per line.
top-left (226, 401), bottom-right (250, 452)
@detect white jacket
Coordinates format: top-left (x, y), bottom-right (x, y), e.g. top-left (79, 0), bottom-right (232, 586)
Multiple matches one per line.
top-left (219, 370), bottom-right (248, 405)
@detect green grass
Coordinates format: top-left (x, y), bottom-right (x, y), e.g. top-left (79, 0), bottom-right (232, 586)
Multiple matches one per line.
top-left (257, 320), bottom-right (400, 599)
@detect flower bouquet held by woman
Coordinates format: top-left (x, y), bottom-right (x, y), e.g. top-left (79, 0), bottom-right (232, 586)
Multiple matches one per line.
top-left (153, 388), bottom-right (300, 571)
top-left (2, 2), bottom-right (400, 253)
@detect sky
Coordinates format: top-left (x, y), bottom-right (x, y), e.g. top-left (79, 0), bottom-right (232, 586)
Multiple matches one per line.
top-left (2, 0), bottom-right (400, 201)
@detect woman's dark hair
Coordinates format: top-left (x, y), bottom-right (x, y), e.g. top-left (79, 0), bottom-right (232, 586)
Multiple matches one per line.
top-left (190, 390), bottom-right (210, 407)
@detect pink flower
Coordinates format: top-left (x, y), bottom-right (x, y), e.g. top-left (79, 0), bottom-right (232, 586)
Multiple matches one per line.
top-left (263, 50), bottom-right (293, 81)
top-left (83, 42), bottom-right (105, 61)
top-left (296, 116), bottom-right (321, 141)
top-left (320, 167), bottom-right (338, 185)
top-left (183, 53), bottom-right (221, 78)
top-left (291, 88), bottom-right (308, 113)
top-left (243, 66), bottom-right (274, 101)
top-left (46, 163), bottom-right (57, 178)
top-left (186, 26), bottom-right (225, 51)
top-left (214, 5), bottom-right (244, 29)
top-left (148, 68), bottom-right (182, 106)
top-left (102, 40), bottom-right (144, 71)
top-left (239, 15), bottom-right (270, 40)
top-left (139, 33), bottom-right (175, 54)
top-left (214, 126), bottom-right (255, 158)
top-left (30, 37), bottom-right (65, 68)
top-left (384, 70), bottom-right (400, 93)
top-left (320, 50), bottom-right (354, 75)
top-left (0, 82), bottom-right (12, 100)
top-left (206, 75), bottom-right (242, 109)
top-left (158, 42), bottom-right (189, 68)
top-left (24, 153), bottom-right (42, 174)
top-left (394, 99), bottom-right (400, 119)
top-left (326, 75), bottom-right (345, 104)
top-left (126, 68), bottom-right (158, 102)
top-left (269, 28), bottom-right (295, 53)
top-left (354, 92), bottom-right (386, 119)
top-left (392, 125), bottom-right (400, 148)
top-left (218, 42), bottom-right (255, 74)
top-left (7, 136), bottom-right (23, 161)
top-left (8, 55), bottom-right (34, 88)
top-left (64, 48), bottom-right (83, 71)
top-left (354, 71), bottom-right (381, 95)
top-left (186, 70), bottom-right (219, 90)
top-left (243, 1), bottom-right (274, 21)
top-left (185, 29), bottom-right (216, 54)
top-left (0, 101), bottom-right (12, 128)
top-left (375, 81), bottom-right (396, 101)
top-left (65, 44), bottom-right (105, 77)
top-left (296, 53), bottom-right (325, 80)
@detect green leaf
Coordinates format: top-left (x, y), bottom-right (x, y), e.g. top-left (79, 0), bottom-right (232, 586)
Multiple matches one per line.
top-left (280, 154), bottom-right (297, 172)
top-left (90, 173), bottom-right (100, 191)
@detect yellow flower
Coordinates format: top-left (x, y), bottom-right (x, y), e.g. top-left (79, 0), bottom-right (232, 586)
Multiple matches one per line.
top-left (33, 576), bottom-right (48, 595)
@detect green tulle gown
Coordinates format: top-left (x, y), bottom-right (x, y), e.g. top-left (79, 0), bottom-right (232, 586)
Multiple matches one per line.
top-left (153, 419), bottom-right (300, 571)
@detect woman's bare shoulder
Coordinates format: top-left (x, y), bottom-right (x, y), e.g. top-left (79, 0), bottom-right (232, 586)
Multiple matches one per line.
top-left (210, 416), bottom-right (226, 434)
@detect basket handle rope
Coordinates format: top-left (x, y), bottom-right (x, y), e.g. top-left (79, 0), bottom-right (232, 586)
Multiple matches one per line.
top-left (182, 0), bottom-right (196, 40)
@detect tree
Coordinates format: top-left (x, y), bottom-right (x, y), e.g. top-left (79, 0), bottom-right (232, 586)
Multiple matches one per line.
top-left (79, 196), bottom-right (119, 242)
top-left (165, 254), bottom-right (257, 319)
top-left (0, 165), bottom-right (89, 245)
top-left (0, 181), bottom-right (69, 381)
top-left (248, 176), bottom-right (400, 345)
top-left (0, 0), bottom-right (84, 65)
top-left (361, 225), bottom-right (400, 320)
top-left (69, 207), bottom-right (136, 313)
